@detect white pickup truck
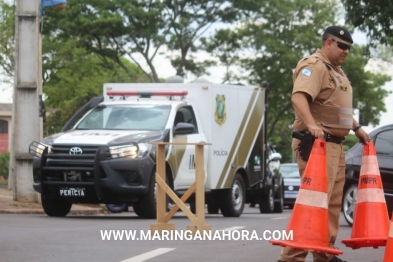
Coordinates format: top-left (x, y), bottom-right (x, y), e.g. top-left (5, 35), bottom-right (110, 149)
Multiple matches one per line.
top-left (29, 77), bottom-right (283, 218)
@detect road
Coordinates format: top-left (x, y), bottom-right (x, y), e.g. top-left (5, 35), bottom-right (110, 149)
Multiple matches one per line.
top-left (0, 206), bottom-right (385, 262)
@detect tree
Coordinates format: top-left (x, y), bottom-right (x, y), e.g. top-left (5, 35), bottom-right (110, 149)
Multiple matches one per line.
top-left (343, 134), bottom-right (359, 151)
top-left (204, 0), bottom-right (391, 162)
top-left (42, 38), bottom-right (147, 135)
top-left (341, 45), bottom-right (391, 127)
top-left (342, 0), bottom-right (393, 46)
top-left (0, 2), bottom-right (148, 133)
top-left (42, 0), bottom-right (264, 82)
top-left (0, 0), bottom-right (14, 84)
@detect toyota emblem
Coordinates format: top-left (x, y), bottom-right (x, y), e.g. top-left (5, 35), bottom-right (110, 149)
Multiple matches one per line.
top-left (69, 147), bottom-right (83, 155)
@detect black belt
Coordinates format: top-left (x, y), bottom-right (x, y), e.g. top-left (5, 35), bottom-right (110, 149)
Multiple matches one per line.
top-left (324, 132), bottom-right (344, 144)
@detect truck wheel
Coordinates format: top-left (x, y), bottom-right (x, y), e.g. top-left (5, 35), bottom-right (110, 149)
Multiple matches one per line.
top-left (273, 182), bottom-right (284, 213)
top-left (41, 194), bottom-right (72, 217)
top-left (220, 174), bottom-right (245, 217)
top-left (133, 172), bottom-right (157, 219)
top-left (133, 169), bottom-right (171, 219)
top-left (207, 203), bottom-right (219, 214)
top-left (259, 187), bottom-right (274, 213)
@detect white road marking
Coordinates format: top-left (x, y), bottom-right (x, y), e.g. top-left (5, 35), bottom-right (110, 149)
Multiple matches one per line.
top-left (220, 226), bottom-right (245, 231)
top-left (271, 217), bottom-right (288, 220)
top-left (120, 248), bottom-right (175, 262)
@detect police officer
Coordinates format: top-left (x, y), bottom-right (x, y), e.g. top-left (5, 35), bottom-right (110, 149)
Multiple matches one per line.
top-left (277, 26), bottom-right (370, 262)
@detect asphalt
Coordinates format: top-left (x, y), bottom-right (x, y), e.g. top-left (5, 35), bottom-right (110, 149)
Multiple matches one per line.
top-left (0, 184), bottom-right (108, 215)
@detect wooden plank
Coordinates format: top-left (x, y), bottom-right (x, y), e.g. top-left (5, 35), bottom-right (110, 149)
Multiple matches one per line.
top-left (195, 144), bottom-right (205, 230)
top-left (156, 175), bottom-right (197, 225)
top-left (155, 144), bottom-right (166, 224)
top-left (149, 142), bottom-right (212, 146)
top-left (165, 183), bottom-right (196, 222)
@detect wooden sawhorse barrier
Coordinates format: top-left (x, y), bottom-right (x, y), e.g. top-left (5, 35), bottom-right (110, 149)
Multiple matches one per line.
top-left (150, 142), bottom-right (211, 235)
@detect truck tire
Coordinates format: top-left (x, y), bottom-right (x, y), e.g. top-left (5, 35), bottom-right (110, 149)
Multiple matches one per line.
top-left (133, 172), bottom-right (157, 219)
top-left (273, 182), bottom-right (284, 213)
top-left (207, 203), bottom-right (219, 214)
top-left (41, 194), bottom-right (72, 217)
top-left (259, 187), bottom-right (274, 213)
top-left (133, 169), bottom-right (171, 219)
top-left (220, 174), bottom-right (245, 217)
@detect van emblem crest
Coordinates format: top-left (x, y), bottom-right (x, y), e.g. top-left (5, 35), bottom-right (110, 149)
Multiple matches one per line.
top-left (215, 94), bottom-right (226, 126)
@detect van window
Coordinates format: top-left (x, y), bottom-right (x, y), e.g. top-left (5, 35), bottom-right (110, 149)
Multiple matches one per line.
top-left (175, 106), bottom-right (198, 133)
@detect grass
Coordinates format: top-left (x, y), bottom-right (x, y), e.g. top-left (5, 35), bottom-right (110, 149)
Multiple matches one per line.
top-left (0, 179), bottom-right (8, 186)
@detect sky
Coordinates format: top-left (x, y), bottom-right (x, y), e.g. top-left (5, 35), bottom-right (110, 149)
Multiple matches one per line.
top-left (0, 29), bottom-right (391, 134)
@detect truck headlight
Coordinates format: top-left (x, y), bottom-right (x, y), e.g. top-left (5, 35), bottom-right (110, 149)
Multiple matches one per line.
top-left (137, 143), bottom-right (152, 158)
top-left (109, 143), bottom-right (151, 159)
top-left (29, 142), bottom-right (52, 158)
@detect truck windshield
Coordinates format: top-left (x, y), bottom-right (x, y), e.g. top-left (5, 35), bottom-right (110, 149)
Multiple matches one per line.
top-left (76, 105), bottom-right (171, 130)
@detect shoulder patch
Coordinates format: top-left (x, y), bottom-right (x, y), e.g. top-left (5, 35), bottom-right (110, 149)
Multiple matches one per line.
top-left (301, 68), bottom-right (313, 77)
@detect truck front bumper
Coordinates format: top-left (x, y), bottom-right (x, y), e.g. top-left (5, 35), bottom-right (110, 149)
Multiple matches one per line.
top-left (32, 146), bottom-right (155, 203)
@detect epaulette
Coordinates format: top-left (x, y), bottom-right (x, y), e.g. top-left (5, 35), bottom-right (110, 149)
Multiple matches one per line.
top-left (302, 56), bottom-right (320, 65)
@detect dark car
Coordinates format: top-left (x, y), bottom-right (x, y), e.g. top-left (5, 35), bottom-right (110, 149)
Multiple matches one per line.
top-left (342, 124), bottom-right (393, 226)
top-left (281, 163), bottom-right (300, 208)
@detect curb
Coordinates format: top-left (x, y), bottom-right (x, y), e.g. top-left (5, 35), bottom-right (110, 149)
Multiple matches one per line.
top-left (0, 207), bottom-right (108, 215)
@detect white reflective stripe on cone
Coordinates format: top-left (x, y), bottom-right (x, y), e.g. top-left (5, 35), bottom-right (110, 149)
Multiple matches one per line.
top-left (389, 221), bottom-right (393, 238)
top-left (295, 189), bottom-right (328, 209)
top-left (357, 188), bottom-right (386, 203)
top-left (360, 155), bottom-right (380, 176)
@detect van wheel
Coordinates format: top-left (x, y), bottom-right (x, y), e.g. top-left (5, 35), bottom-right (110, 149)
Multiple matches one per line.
top-left (207, 203), bottom-right (219, 214)
top-left (273, 182), bottom-right (284, 213)
top-left (106, 203), bottom-right (128, 213)
top-left (41, 194), bottom-right (72, 217)
top-left (259, 187), bottom-right (274, 213)
top-left (220, 174), bottom-right (245, 217)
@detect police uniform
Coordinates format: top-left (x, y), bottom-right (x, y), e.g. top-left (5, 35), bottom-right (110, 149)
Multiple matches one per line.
top-left (278, 26), bottom-right (353, 262)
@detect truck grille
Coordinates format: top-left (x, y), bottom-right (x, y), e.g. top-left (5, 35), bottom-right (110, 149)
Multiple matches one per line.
top-left (41, 145), bottom-right (111, 180)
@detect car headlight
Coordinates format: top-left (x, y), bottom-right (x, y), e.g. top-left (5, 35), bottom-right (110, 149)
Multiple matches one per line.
top-left (109, 143), bottom-right (151, 159)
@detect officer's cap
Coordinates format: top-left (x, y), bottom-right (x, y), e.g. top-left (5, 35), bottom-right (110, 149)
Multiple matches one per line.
top-left (324, 26), bottom-right (353, 44)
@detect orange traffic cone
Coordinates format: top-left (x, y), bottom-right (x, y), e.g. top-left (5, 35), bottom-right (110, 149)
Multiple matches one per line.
top-left (383, 213), bottom-right (393, 261)
top-left (342, 142), bottom-right (390, 249)
top-left (270, 139), bottom-right (342, 255)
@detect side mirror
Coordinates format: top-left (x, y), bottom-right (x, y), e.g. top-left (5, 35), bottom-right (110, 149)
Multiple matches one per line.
top-left (268, 152), bottom-right (282, 162)
top-left (173, 122), bottom-right (196, 135)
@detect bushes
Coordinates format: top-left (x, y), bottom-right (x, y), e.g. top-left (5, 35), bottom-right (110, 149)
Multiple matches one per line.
top-left (0, 152), bottom-right (10, 179)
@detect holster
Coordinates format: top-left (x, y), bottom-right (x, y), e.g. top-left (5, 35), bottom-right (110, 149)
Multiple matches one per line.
top-left (292, 131), bottom-right (315, 162)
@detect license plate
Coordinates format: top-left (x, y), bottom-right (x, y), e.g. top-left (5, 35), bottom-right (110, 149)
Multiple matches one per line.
top-left (59, 188), bottom-right (85, 197)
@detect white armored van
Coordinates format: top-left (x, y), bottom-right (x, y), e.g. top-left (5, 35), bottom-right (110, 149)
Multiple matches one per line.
top-left (29, 77), bottom-right (283, 218)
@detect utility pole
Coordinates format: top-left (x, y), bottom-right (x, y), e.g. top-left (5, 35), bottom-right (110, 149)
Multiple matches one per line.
top-left (10, 0), bottom-right (43, 202)
top-left (10, 0), bottom-right (67, 201)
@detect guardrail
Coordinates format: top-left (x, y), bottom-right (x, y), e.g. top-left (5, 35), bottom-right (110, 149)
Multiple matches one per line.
top-left (149, 142), bottom-right (211, 235)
